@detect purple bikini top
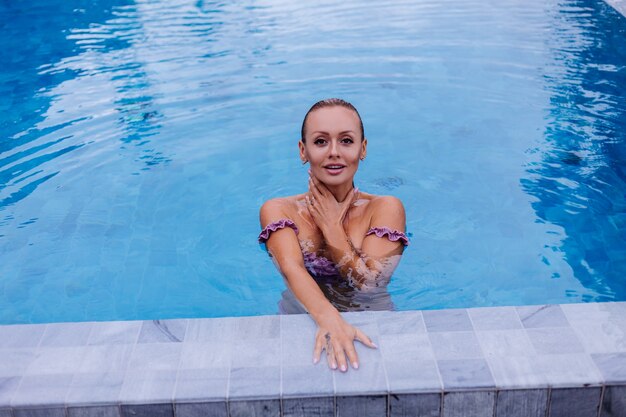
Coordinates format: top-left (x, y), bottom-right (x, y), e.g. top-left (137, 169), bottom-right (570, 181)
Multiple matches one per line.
top-left (258, 218), bottom-right (409, 278)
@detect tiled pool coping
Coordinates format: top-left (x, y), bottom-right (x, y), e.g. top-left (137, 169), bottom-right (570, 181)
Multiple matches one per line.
top-left (0, 302), bottom-right (625, 417)
top-left (605, 0), bottom-right (626, 17)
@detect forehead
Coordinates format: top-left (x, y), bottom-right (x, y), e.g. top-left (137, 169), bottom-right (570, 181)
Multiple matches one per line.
top-left (306, 106), bottom-right (360, 133)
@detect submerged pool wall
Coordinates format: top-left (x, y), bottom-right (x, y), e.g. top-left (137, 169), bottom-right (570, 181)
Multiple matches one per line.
top-left (0, 302), bottom-right (625, 417)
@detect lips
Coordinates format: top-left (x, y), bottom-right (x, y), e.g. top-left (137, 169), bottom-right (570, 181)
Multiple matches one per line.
top-left (323, 164), bottom-right (346, 175)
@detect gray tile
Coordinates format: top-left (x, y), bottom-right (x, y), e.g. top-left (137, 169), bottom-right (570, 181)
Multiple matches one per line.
top-left (517, 305), bottom-right (569, 328)
top-left (389, 393), bottom-right (440, 417)
top-left (281, 330), bottom-right (315, 367)
top-left (549, 387), bottom-right (602, 417)
top-left (282, 397), bottom-right (334, 417)
top-left (477, 330), bottom-right (535, 357)
top-left (536, 354), bottom-right (603, 387)
top-left (12, 374), bottom-right (73, 407)
top-left (0, 376), bottom-right (21, 406)
top-left (423, 309), bottom-right (473, 332)
top-left (571, 322), bottom-right (626, 353)
top-left (67, 406), bottom-right (121, 417)
top-left (0, 349), bottom-right (37, 377)
top-left (40, 322), bottom-right (93, 347)
top-left (25, 347), bottom-right (88, 375)
top-left (600, 385), bottom-right (626, 417)
top-left (561, 302), bottom-right (609, 325)
top-left (88, 321), bottom-right (141, 345)
top-left (13, 408), bottom-right (66, 417)
top-left (127, 343), bottom-right (182, 371)
top-left (376, 310), bottom-right (426, 335)
top-left (442, 391), bottom-right (495, 417)
top-left (231, 339), bottom-right (279, 368)
top-left (137, 320), bottom-right (187, 343)
top-left (0, 324), bottom-right (46, 348)
top-left (120, 404), bottom-right (174, 417)
top-left (526, 328), bottom-right (584, 355)
top-left (495, 389), bottom-right (547, 417)
top-left (228, 367), bottom-right (280, 400)
top-left (78, 345), bottom-right (134, 373)
top-left (562, 302), bottom-right (626, 327)
top-left (282, 365), bottom-right (334, 398)
top-left (179, 342), bottom-right (231, 369)
top-left (118, 370), bottom-right (177, 403)
top-left (235, 315), bottom-right (279, 340)
top-left (66, 371), bottom-right (125, 405)
top-left (336, 395), bottom-right (387, 417)
top-left (280, 314), bottom-right (317, 336)
top-left (228, 400), bottom-right (280, 417)
top-left (174, 402), bottom-right (228, 417)
top-left (174, 368), bottom-right (228, 402)
top-left (592, 353), bottom-right (626, 384)
top-left (334, 360), bottom-right (387, 395)
top-left (487, 355), bottom-right (547, 389)
top-left (0, 409), bottom-right (11, 417)
top-left (601, 302), bottom-right (626, 318)
top-left (469, 306), bottom-right (523, 330)
top-left (185, 317), bottom-right (238, 343)
top-left (340, 312), bottom-right (379, 337)
top-left (380, 333), bottom-right (434, 361)
top-left (438, 359), bottom-right (495, 390)
top-left (429, 331), bottom-right (483, 360)
top-left (385, 360), bottom-right (441, 393)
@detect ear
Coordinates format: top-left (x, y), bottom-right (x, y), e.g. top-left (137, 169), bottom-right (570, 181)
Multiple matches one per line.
top-left (298, 140), bottom-right (307, 163)
top-left (360, 137), bottom-right (367, 159)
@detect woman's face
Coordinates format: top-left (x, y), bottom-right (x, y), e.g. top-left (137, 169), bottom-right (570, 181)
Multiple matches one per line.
top-left (299, 106), bottom-right (367, 187)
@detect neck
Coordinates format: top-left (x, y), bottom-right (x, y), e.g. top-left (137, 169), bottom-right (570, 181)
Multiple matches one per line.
top-left (324, 181), bottom-right (355, 203)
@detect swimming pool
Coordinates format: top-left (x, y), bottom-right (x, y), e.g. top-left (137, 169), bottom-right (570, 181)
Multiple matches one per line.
top-left (1, 0), bottom-right (625, 324)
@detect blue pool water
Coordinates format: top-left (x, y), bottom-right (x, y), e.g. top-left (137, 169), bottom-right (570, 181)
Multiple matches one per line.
top-left (1, 0), bottom-right (625, 324)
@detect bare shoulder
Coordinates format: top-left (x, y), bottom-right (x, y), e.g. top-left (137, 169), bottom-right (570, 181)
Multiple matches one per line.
top-left (363, 195), bottom-right (406, 231)
top-left (259, 195), bottom-right (301, 224)
top-left (369, 195), bottom-right (405, 215)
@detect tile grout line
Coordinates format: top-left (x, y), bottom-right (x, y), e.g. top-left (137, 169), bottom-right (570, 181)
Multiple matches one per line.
top-left (170, 318), bottom-right (190, 416)
top-left (596, 384), bottom-right (605, 417)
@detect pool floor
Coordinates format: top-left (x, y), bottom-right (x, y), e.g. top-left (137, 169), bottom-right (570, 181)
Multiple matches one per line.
top-left (0, 302), bottom-right (625, 417)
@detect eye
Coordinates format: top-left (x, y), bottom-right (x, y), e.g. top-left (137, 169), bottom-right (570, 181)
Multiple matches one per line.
top-left (341, 137), bottom-right (354, 144)
top-left (314, 137), bottom-right (327, 145)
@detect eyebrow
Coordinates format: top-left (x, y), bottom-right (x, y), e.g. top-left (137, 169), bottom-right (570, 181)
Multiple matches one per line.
top-left (310, 130), bottom-right (356, 135)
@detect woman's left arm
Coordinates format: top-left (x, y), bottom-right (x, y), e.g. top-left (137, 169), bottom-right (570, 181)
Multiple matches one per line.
top-left (307, 178), bottom-right (407, 289)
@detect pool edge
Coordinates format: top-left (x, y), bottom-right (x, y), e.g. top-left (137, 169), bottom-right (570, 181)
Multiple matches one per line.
top-left (0, 302), bottom-right (625, 417)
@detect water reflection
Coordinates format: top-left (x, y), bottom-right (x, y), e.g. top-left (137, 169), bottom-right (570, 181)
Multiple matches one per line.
top-left (522, 0), bottom-right (626, 300)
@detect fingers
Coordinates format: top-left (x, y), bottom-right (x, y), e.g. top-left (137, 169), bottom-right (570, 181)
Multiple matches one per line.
top-left (308, 176), bottom-right (325, 200)
top-left (344, 342), bottom-right (360, 370)
top-left (313, 332), bottom-right (324, 364)
top-left (309, 173), bottom-right (329, 198)
top-left (354, 328), bottom-right (378, 349)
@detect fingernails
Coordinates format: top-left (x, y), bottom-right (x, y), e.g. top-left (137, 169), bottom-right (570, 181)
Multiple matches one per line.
top-left (340, 364), bottom-right (347, 372)
top-left (371, 342), bottom-right (378, 349)
top-left (352, 362), bottom-right (359, 369)
top-left (331, 363), bottom-right (337, 370)
top-left (313, 357), bottom-right (319, 364)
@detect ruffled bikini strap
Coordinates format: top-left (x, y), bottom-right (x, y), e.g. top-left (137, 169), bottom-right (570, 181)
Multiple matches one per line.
top-left (366, 226), bottom-right (410, 246)
top-left (258, 218), bottom-right (299, 243)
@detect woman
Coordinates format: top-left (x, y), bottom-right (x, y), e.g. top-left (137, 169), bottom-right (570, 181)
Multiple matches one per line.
top-left (259, 98), bottom-right (409, 372)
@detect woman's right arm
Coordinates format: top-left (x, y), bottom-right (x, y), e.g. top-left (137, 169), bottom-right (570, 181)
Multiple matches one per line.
top-left (260, 199), bottom-right (376, 372)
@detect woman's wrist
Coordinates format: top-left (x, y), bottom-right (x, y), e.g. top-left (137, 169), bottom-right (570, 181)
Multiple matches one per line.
top-left (310, 303), bottom-right (341, 325)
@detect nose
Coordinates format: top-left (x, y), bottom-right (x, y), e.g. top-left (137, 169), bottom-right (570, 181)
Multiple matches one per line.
top-left (329, 139), bottom-right (339, 157)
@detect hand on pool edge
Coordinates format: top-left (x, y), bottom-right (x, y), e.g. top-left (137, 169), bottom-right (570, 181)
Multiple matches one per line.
top-left (312, 312), bottom-right (377, 372)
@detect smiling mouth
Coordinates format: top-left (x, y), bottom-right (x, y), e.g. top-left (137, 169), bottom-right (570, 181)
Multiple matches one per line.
top-left (323, 164), bottom-right (346, 175)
